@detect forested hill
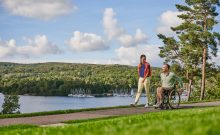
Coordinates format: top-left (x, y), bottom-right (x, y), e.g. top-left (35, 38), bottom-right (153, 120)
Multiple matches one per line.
top-left (0, 62), bottom-right (160, 96)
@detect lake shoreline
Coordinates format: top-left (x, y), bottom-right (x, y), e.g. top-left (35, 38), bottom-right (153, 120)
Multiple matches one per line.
top-left (0, 100), bottom-right (219, 119)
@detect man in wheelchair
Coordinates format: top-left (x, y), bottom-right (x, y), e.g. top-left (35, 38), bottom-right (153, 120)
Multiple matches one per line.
top-left (153, 64), bottom-right (183, 109)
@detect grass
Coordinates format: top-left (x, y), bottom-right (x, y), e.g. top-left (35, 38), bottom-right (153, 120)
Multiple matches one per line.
top-left (64, 116), bottom-right (121, 124)
top-left (181, 99), bottom-right (220, 104)
top-left (0, 99), bottom-right (219, 119)
top-left (1, 106), bottom-right (220, 135)
top-left (0, 124), bottom-right (38, 132)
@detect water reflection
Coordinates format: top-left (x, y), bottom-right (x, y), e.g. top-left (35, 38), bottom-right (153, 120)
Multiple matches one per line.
top-left (0, 93), bottom-right (145, 113)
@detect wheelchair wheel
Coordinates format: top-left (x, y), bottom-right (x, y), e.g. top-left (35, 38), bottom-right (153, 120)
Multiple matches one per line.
top-left (168, 90), bottom-right (180, 109)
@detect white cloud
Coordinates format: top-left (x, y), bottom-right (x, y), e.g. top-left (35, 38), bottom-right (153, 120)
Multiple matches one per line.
top-left (109, 44), bottom-right (163, 66)
top-left (156, 10), bottom-right (183, 35)
top-left (103, 8), bottom-right (124, 40)
top-left (109, 44), bottom-right (220, 67)
top-left (0, 35), bottom-right (61, 59)
top-left (0, 39), bottom-right (17, 58)
top-left (103, 8), bottom-right (148, 47)
top-left (0, 58), bottom-right (109, 65)
top-left (1, 0), bottom-right (76, 20)
top-left (66, 31), bottom-right (109, 52)
top-left (118, 29), bottom-right (148, 47)
top-left (17, 35), bottom-right (61, 57)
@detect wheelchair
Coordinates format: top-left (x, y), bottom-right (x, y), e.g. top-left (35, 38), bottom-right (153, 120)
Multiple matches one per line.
top-left (155, 86), bottom-right (181, 109)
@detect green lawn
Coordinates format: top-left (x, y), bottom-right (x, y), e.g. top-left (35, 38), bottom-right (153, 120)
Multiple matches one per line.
top-left (1, 106), bottom-right (220, 135)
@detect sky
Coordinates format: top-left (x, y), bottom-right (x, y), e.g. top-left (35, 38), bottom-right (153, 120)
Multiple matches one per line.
top-left (0, 0), bottom-right (219, 67)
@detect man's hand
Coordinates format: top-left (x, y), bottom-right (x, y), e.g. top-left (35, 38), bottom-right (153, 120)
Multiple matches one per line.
top-left (178, 88), bottom-right (184, 95)
top-left (142, 79), bottom-right (145, 83)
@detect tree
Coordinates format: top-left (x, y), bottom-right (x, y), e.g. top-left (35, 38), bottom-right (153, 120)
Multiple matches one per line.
top-left (158, 0), bottom-right (220, 100)
top-left (1, 95), bottom-right (20, 114)
top-left (158, 33), bottom-right (202, 101)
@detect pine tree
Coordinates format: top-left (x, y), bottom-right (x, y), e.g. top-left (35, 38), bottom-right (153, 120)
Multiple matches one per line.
top-left (158, 0), bottom-right (220, 100)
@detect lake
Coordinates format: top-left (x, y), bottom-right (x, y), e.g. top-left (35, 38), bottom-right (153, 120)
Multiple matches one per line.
top-left (0, 93), bottom-right (146, 113)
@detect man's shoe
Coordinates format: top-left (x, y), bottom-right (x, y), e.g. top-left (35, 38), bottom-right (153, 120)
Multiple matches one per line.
top-left (130, 103), bottom-right (137, 107)
top-left (153, 103), bottom-right (160, 108)
top-left (153, 102), bottom-right (164, 109)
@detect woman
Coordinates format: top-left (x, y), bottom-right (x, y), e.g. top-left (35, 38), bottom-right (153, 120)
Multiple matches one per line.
top-left (131, 54), bottom-right (152, 107)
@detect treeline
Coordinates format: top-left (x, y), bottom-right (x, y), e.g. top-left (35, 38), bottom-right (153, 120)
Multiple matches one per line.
top-left (0, 62), bottom-right (219, 100)
top-left (170, 64), bottom-right (220, 100)
top-left (0, 62), bottom-right (160, 96)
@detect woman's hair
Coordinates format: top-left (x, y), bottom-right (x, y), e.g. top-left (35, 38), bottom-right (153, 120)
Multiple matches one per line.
top-left (140, 54), bottom-right (146, 65)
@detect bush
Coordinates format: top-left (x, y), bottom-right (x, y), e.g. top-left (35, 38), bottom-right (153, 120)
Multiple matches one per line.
top-left (1, 94), bottom-right (20, 114)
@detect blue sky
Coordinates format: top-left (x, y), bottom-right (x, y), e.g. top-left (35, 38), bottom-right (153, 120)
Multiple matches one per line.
top-left (0, 0), bottom-right (219, 67)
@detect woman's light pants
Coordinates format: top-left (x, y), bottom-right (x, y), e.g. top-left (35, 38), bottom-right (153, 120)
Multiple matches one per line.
top-left (134, 77), bottom-right (151, 104)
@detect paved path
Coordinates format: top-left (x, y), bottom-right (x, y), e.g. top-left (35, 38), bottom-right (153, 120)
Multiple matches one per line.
top-left (0, 101), bottom-right (220, 127)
